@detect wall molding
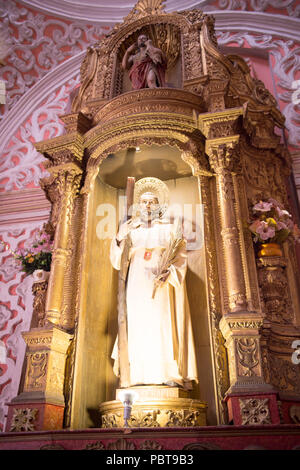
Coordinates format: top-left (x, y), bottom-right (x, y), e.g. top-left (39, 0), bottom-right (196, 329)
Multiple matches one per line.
top-left (0, 52), bottom-right (84, 154)
top-left (0, 188), bottom-right (50, 230)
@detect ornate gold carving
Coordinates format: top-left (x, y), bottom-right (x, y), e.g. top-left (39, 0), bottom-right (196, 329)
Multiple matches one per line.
top-left (40, 166), bottom-right (82, 328)
top-left (236, 338), bottom-right (259, 377)
top-left (107, 439), bottom-right (136, 450)
top-left (129, 410), bottom-right (161, 427)
top-left (257, 256), bottom-right (294, 324)
top-left (126, 0), bottom-right (166, 17)
top-left (220, 314), bottom-right (270, 392)
top-left (198, 108), bottom-right (243, 139)
top-left (59, 112), bottom-right (92, 135)
top-left (10, 408), bottom-right (38, 432)
top-left (100, 388), bottom-right (207, 428)
top-left (139, 440), bottom-right (163, 450)
top-left (239, 398), bottom-right (271, 425)
top-left (85, 441), bottom-right (105, 450)
top-left (243, 105), bottom-right (282, 149)
top-left (101, 412), bottom-right (120, 428)
top-left (207, 139), bottom-right (241, 175)
top-left (228, 321), bottom-right (263, 329)
top-left (93, 88), bottom-right (204, 125)
top-left (24, 352), bottom-right (48, 391)
top-left (268, 355), bottom-right (300, 395)
top-left (206, 140), bottom-right (248, 314)
top-left (21, 327), bottom-right (73, 404)
top-left (32, 280), bottom-right (49, 328)
top-left (199, 174), bottom-right (230, 424)
top-left (165, 410), bottom-right (200, 427)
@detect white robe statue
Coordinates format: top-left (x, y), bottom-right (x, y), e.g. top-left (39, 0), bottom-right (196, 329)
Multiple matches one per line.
top-left (110, 192), bottom-right (198, 390)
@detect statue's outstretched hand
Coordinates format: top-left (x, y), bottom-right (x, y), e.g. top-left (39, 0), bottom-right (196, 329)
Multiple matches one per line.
top-left (117, 219), bottom-right (133, 242)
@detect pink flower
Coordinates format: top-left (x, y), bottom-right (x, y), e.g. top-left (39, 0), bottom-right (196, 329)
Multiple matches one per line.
top-left (32, 245), bottom-right (43, 254)
top-left (276, 221), bottom-right (288, 231)
top-left (253, 201), bottom-right (273, 213)
top-left (256, 221), bottom-right (275, 241)
top-left (275, 206), bottom-right (291, 219)
top-left (268, 198), bottom-right (282, 208)
top-left (249, 220), bottom-right (261, 234)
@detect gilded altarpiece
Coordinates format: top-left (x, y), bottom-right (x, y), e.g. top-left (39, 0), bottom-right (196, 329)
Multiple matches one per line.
top-left (5, 1), bottom-right (300, 432)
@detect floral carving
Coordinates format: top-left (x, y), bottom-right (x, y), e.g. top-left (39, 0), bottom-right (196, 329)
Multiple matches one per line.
top-left (139, 440), bottom-right (163, 450)
top-left (268, 355), bottom-right (300, 394)
top-left (239, 398), bottom-right (271, 425)
top-left (10, 407), bottom-right (38, 431)
top-left (236, 338), bottom-right (259, 377)
top-left (85, 441), bottom-right (105, 450)
top-left (129, 410), bottom-right (161, 428)
top-left (165, 410), bottom-right (200, 427)
top-left (25, 352), bottom-right (47, 390)
top-left (32, 280), bottom-right (48, 328)
top-left (257, 257), bottom-right (294, 324)
top-left (107, 439), bottom-right (135, 450)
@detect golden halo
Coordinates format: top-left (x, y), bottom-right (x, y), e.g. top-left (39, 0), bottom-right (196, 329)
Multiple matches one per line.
top-left (134, 177), bottom-right (169, 207)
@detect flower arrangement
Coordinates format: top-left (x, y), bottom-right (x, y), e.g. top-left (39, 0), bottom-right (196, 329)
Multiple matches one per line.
top-left (249, 198), bottom-right (300, 244)
top-left (0, 228), bottom-right (53, 276)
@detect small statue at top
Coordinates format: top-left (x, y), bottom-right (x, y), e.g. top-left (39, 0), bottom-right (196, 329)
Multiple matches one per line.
top-left (122, 34), bottom-right (166, 90)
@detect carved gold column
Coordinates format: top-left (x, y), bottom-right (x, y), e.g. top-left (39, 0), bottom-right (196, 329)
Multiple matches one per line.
top-left (42, 163), bottom-right (82, 327)
top-left (199, 110), bottom-right (280, 425)
top-left (199, 109), bottom-right (248, 315)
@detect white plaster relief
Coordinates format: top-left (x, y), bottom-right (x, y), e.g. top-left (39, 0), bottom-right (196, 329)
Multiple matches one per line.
top-left (216, 0), bottom-right (300, 16)
top-left (0, 0), bottom-right (108, 117)
top-left (0, 226), bottom-right (41, 431)
top-left (217, 31), bottom-right (300, 147)
top-left (0, 74), bottom-right (80, 192)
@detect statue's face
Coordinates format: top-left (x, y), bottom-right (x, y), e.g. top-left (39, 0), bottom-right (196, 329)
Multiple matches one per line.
top-left (139, 193), bottom-right (160, 220)
top-left (137, 35), bottom-right (148, 47)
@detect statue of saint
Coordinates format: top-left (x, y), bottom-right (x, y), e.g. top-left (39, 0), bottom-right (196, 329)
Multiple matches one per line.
top-left (122, 34), bottom-right (166, 90)
top-left (110, 177), bottom-right (198, 390)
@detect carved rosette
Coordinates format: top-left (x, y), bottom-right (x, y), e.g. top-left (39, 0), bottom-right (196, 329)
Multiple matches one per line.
top-left (10, 408), bottom-right (38, 432)
top-left (239, 398), bottom-right (271, 425)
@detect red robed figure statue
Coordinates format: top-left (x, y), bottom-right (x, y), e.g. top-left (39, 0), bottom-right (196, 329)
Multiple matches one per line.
top-left (122, 34), bottom-right (166, 90)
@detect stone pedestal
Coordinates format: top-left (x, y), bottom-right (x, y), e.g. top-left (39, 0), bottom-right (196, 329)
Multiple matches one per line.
top-left (5, 326), bottom-right (72, 432)
top-left (99, 386), bottom-right (207, 428)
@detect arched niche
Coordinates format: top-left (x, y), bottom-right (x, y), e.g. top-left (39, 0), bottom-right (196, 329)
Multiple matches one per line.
top-left (70, 136), bottom-right (218, 429)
